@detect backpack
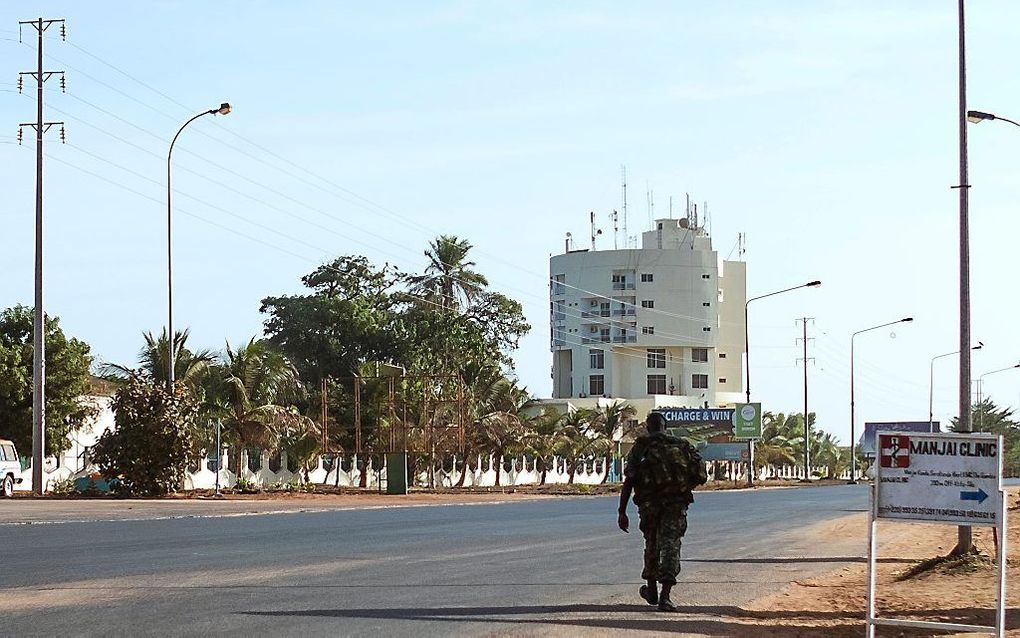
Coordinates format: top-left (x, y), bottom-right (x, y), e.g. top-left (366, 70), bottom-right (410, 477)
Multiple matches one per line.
top-left (635, 434), bottom-right (707, 496)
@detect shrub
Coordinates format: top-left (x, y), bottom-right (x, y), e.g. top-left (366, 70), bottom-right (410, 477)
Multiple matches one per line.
top-left (91, 377), bottom-right (198, 496)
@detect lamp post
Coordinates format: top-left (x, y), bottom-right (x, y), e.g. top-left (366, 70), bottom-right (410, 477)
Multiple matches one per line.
top-left (967, 110), bottom-right (1020, 128)
top-left (975, 363), bottom-right (1020, 429)
top-left (743, 280), bottom-right (821, 485)
top-left (929, 342), bottom-right (983, 430)
top-left (167, 102), bottom-right (231, 390)
top-left (850, 317), bottom-right (913, 483)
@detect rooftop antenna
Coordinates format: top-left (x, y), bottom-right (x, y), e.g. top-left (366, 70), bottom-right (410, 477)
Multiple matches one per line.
top-left (621, 165), bottom-right (628, 246)
top-left (686, 192), bottom-right (691, 224)
top-left (565, 232), bottom-right (572, 253)
top-left (669, 195), bottom-right (673, 219)
top-left (704, 201), bottom-right (711, 236)
top-left (590, 211), bottom-right (602, 250)
top-left (612, 210), bottom-right (619, 249)
top-left (693, 203), bottom-right (698, 230)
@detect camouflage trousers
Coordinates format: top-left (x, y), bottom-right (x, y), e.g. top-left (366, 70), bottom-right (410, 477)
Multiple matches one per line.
top-left (638, 501), bottom-right (689, 585)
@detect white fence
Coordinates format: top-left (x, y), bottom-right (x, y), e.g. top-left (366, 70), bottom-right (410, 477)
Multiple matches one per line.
top-left (16, 448), bottom-right (851, 492)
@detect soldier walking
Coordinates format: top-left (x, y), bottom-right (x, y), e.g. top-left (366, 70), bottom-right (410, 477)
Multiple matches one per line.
top-left (617, 412), bottom-right (707, 612)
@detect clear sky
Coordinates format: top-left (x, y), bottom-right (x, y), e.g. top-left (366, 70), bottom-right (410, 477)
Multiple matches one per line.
top-left (2, 2), bottom-right (1019, 445)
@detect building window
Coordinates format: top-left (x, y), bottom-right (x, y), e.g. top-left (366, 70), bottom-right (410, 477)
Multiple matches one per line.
top-left (553, 274), bottom-right (566, 295)
top-left (599, 327), bottom-right (610, 342)
top-left (701, 274), bottom-right (710, 280)
top-left (599, 301), bottom-right (611, 317)
top-left (702, 302), bottom-right (711, 307)
top-left (589, 374), bottom-right (605, 396)
top-left (719, 353), bottom-right (727, 359)
top-left (647, 374), bottom-right (667, 394)
top-left (641, 273), bottom-right (654, 283)
top-left (589, 349), bottom-right (604, 369)
top-left (718, 378), bottom-right (727, 384)
top-left (646, 348), bottom-right (666, 369)
top-left (642, 326), bottom-right (654, 335)
top-left (692, 374), bottom-right (709, 389)
top-left (702, 327), bottom-right (712, 332)
top-left (641, 300), bottom-right (654, 308)
top-left (692, 348), bottom-right (708, 362)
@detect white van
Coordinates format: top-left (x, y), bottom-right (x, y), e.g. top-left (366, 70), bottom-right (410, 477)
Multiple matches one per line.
top-left (0, 439), bottom-right (23, 497)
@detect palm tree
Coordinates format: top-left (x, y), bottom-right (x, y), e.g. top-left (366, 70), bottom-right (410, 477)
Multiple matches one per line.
top-left (461, 369), bottom-right (530, 487)
top-left (521, 408), bottom-right (566, 485)
top-left (814, 432), bottom-right (850, 479)
top-left (410, 235), bottom-right (489, 312)
top-left (589, 401), bottom-right (637, 483)
top-left (206, 338), bottom-right (305, 473)
top-left (557, 408), bottom-right (611, 484)
top-left (754, 412), bottom-right (800, 475)
top-left (103, 328), bottom-right (216, 390)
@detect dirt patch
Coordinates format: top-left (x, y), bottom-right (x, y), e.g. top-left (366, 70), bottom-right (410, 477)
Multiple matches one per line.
top-left (744, 489), bottom-right (1020, 636)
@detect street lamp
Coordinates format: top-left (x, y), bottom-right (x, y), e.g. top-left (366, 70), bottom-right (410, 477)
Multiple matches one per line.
top-left (166, 102), bottom-right (231, 389)
top-left (967, 110), bottom-right (1020, 128)
top-left (849, 317), bottom-right (913, 483)
top-left (929, 342), bottom-right (983, 430)
top-left (743, 279), bottom-right (821, 485)
top-left (975, 363), bottom-right (1020, 429)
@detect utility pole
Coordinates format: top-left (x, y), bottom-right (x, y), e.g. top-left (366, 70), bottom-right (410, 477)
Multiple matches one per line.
top-left (795, 318), bottom-right (815, 480)
top-left (953, 0), bottom-right (973, 556)
top-left (18, 17), bottom-right (65, 496)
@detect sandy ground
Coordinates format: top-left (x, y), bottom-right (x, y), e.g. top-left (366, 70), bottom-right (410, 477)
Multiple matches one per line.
top-left (744, 489), bottom-right (1020, 637)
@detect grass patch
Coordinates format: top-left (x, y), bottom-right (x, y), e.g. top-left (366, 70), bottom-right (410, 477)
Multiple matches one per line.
top-left (896, 550), bottom-right (992, 581)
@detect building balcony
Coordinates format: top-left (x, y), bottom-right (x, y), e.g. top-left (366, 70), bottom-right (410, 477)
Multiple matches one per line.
top-left (582, 336), bottom-right (612, 344)
top-left (612, 282), bottom-right (636, 290)
top-left (581, 310), bottom-right (611, 318)
top-left (612, 308), bottom-right (636, 317)
top-left (552, 312), bottom-right (566, 321)
top-left (612, 335), bottom-right (637, 343)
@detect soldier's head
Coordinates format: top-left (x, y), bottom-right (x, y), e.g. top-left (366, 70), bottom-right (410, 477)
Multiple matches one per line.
top-left (646, 412), bottom-right (666, 434)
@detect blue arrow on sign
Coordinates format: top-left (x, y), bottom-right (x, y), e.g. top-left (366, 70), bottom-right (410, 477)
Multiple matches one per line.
top-left (960, 488), bottom-right (989, 504)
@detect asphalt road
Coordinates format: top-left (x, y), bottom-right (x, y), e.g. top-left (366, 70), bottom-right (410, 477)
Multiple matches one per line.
top-left (2, 486), bottom-right (869, 637)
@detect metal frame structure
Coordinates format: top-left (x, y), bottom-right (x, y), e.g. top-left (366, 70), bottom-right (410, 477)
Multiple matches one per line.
top-left (321, 374), bottom-right (466, 457)
top-left (866, 433), bottom-right (1007, 637)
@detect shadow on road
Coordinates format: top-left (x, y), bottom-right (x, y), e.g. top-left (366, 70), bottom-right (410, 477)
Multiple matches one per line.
top-left (241, 603), bottom-right (1018, 636)
top-left (683, 556), bottom-right (915, 565)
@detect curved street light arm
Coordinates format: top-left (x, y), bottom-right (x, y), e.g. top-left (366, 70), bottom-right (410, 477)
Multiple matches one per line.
top-left (166, 105), bottom-right (230, 390)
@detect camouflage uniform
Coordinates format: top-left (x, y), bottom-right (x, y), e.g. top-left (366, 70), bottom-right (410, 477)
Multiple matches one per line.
top-left (625, 432), bottom-right (703, 585)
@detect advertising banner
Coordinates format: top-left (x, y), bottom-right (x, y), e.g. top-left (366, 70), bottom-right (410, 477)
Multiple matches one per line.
top-left (733, 403), bottom-right (762, 440)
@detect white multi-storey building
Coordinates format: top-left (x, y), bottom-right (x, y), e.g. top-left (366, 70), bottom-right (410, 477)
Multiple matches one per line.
top-left (549, 217), bottom-right (746, 409)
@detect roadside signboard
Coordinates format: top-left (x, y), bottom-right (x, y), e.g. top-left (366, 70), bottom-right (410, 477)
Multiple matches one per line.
top-left (875, 431), bottom-right (1002, 526)
top-left (656, 407), bottom-right (734, 425)
top-left (868, 431), bottom-right (1007, 636)
top-left (732, 403), bottom-right (762, 440)
top-left (696, 441), bottom-right (750, 462)
top-left (860, 421), bottom-right (939, 458)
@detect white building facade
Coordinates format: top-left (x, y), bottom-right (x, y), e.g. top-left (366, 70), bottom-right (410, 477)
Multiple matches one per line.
top-left (549, 217), bottom-right (746, 409)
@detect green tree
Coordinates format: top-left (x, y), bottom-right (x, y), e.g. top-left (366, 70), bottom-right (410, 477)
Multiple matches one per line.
top-left (409, 235), bottom-right (489, 311)
top-left (952, 398), bottom-right (1020, 477)
top-left (556, 408), bottom-right (612, 484)
top-left (589, 402), bottom-right (637, 483)
top-left (0, 305), bottom-right (96, 455)
top-left (91, 377), bottom-right (198, 495)
top-left (521, 408), bottom-right (567, 485)
top-left (206, 338), bottom-right (307, 472)
top-left (755, 412), bottom-right (800, 471)
top-left (465, 370), bottom-right (530, 487)
top-left (103, 328), bottom-right (217, 391)
top-left (260, 256), bottom-right (402, 382)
